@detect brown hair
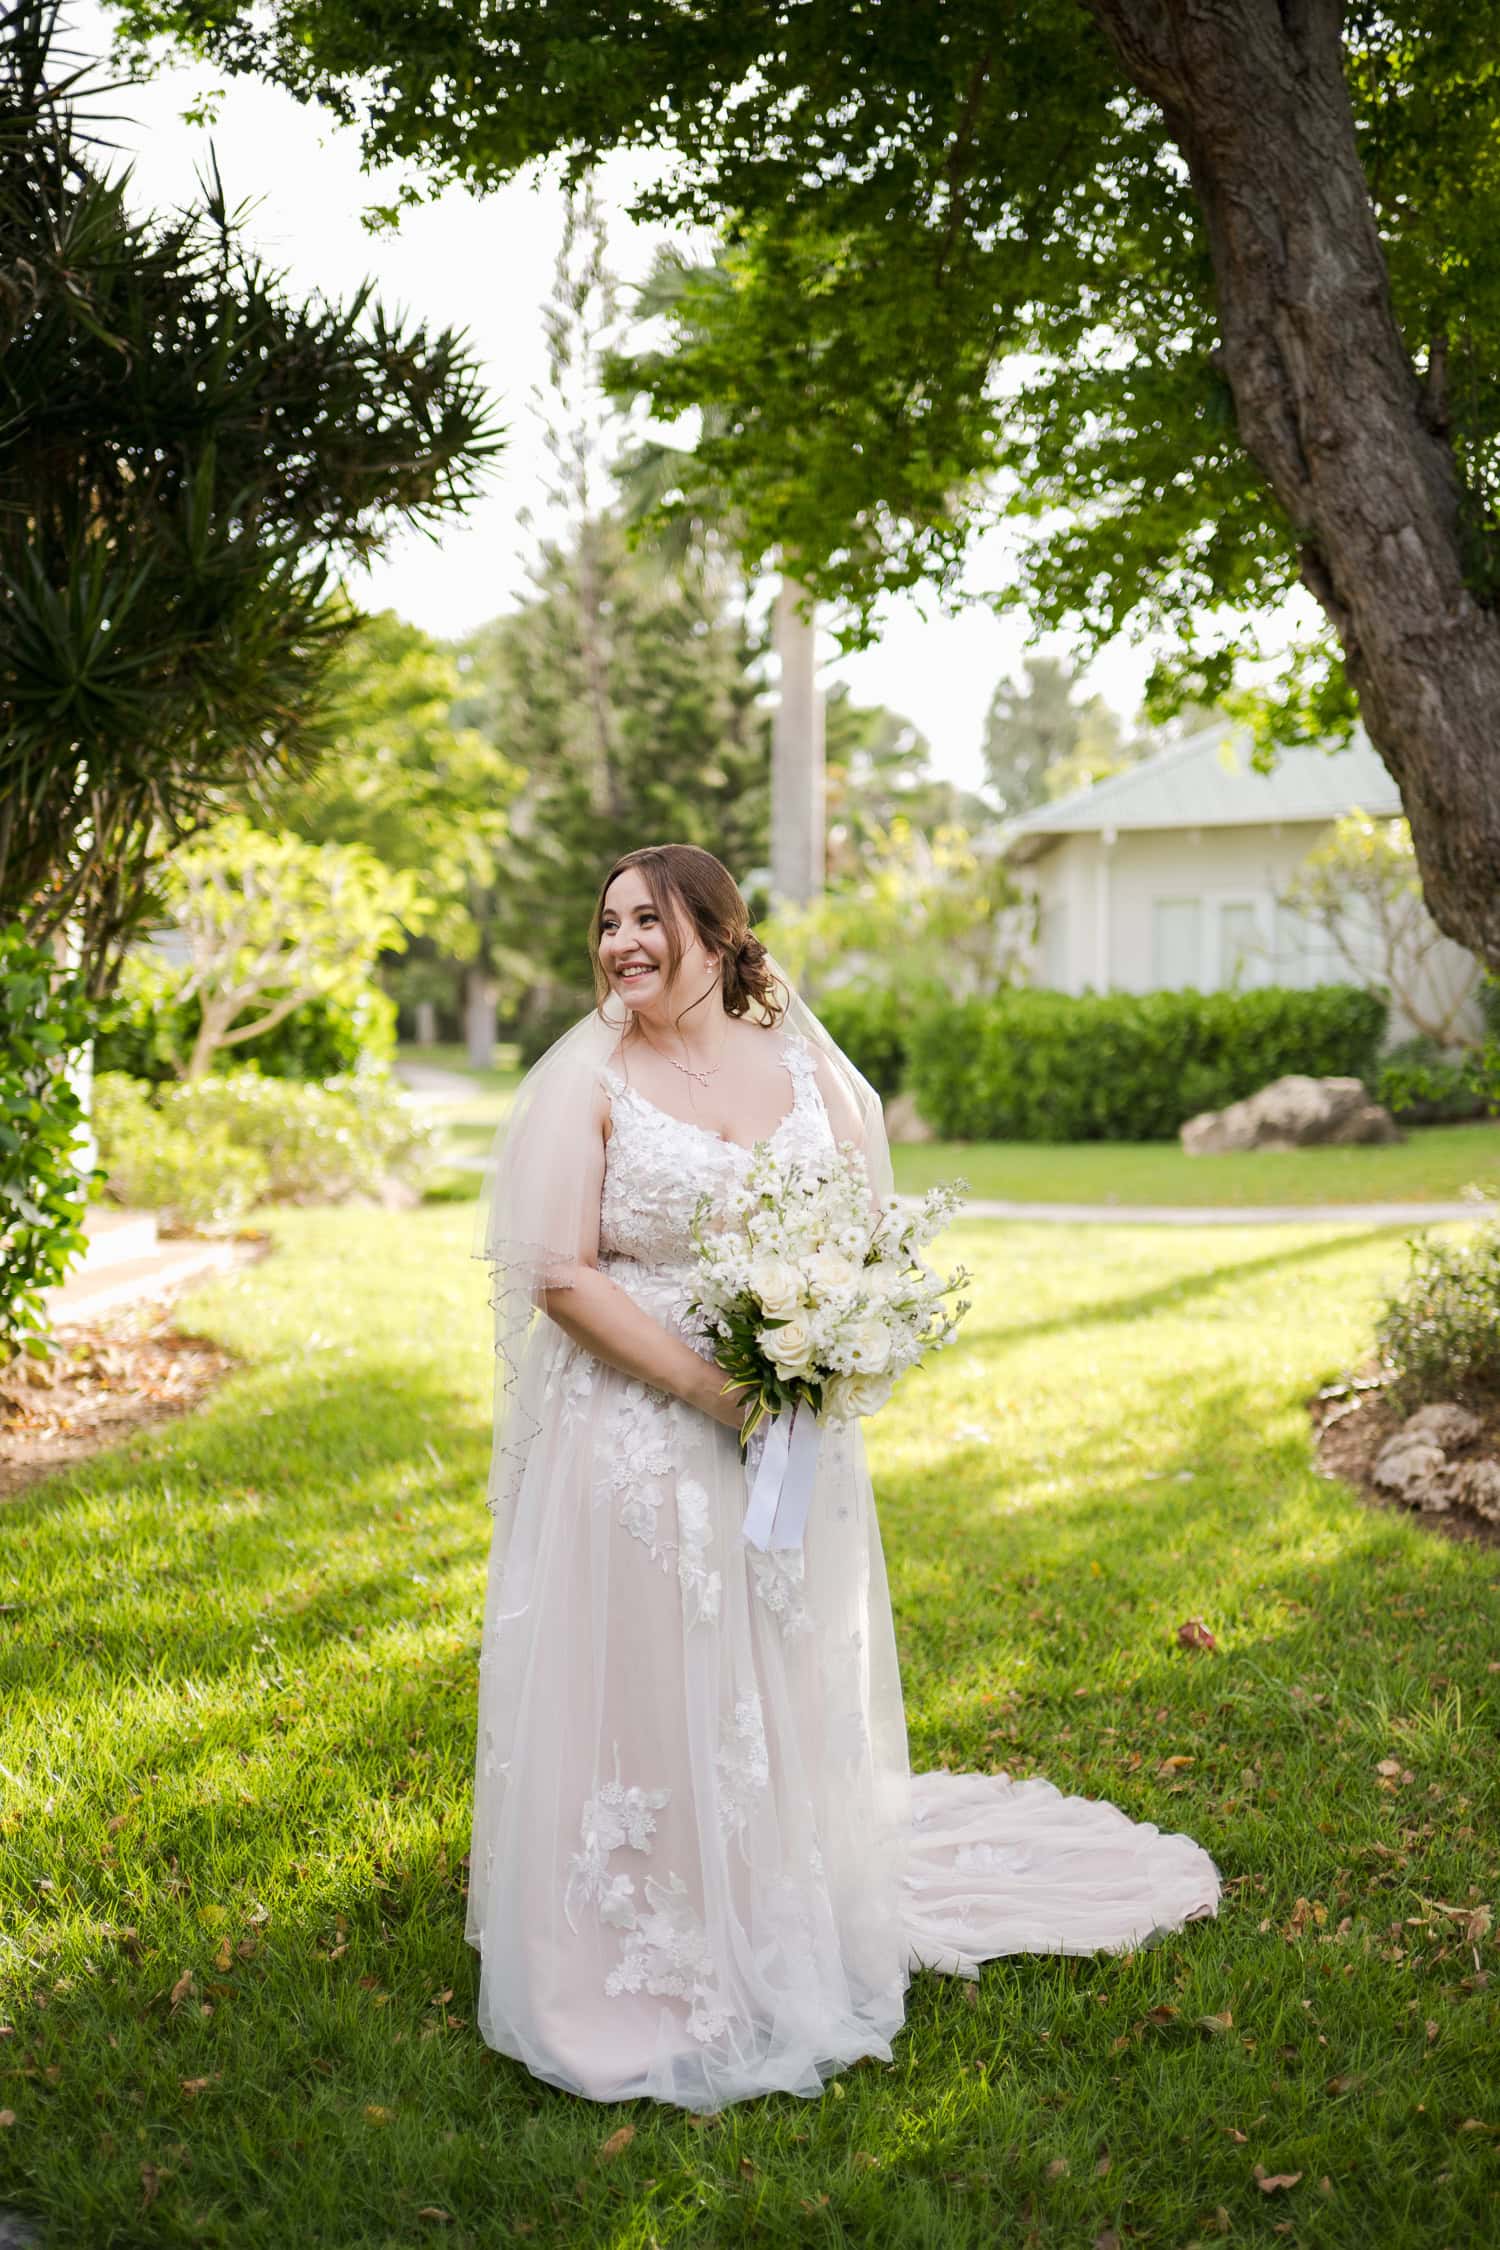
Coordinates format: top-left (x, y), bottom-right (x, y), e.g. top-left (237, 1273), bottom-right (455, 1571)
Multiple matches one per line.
top-left (589, 844), bottom-right (786, 1035)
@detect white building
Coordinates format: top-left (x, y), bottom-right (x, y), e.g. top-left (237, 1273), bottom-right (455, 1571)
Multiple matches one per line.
top-left (1005, 723), bottom-right (1480, 1044)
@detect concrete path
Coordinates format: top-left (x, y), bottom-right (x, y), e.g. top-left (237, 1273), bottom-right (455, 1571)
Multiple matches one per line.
top-left (394, 1060), bottom-right (478, 1100)
top-left (42, 1237), bottom-right (250, 1322)
top-left (957, 1196), bottom-right (1492, 1227)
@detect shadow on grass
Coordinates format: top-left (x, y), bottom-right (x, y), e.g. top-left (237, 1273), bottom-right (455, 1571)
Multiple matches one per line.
top-left (959, 1221), bottom-right (1408, 1352)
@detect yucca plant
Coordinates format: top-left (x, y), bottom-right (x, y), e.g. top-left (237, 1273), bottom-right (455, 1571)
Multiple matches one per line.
top-left (0, 1), bottom-right (504, 999)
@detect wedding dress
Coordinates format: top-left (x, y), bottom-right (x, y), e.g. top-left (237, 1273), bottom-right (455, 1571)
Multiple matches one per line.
top-left (466, 1025), bottom-right (1222, 2110)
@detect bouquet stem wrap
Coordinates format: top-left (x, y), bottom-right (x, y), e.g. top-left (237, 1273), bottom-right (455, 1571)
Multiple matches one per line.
top-left (741, 1402), bottom-right (823, 1552)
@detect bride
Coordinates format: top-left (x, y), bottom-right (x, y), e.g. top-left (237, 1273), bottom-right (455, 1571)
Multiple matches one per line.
top-left (467, 841), bottom-right (1221, 2111)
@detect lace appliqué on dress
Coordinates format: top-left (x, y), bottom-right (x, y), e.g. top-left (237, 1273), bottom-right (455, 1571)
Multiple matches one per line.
top-left (563, 1744), bottom-right (730, 2047)
top-left (715, 1691), bottom-right (770, 1839)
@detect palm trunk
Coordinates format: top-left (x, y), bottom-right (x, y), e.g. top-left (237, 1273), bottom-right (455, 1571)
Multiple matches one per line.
top-left (771, 572), bottom-right (826, 908)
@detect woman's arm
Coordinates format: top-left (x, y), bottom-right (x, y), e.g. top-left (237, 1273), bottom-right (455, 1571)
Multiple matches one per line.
top-left (539, 1078), bottom-right (749, 1434)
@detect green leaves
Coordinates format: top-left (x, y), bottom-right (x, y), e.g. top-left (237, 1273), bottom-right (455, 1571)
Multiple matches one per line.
top-left (0, 5), bottom-right (503, 995)
top-left (0, 923), bottom-right (97, 1364)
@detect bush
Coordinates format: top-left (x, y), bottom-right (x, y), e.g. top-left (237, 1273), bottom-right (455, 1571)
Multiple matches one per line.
top-left (907, 984), bottom-right (1390, 1142)
top-left (812, 984), bottom-right (916, 1098)
top-left (1376, 1227), bottom-right (1500, 1409)
top-left (0, 927), bottom-right (97, 1360)
top-left (93, 1067), bottom-right (435, 1226)
top-left (94, 952), bottom-right (397, 1084)
top-left (1377, 1037), bottom-right (1491, 1125)
top-left (92, 1074), bottom-right (269, 1233)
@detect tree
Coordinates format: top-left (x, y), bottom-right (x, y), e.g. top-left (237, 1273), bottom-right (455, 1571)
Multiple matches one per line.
top-left (152, 817), bottom-right (418, 1080)
top-left (822, 684), bottom-right (983, 880)
top-left (261, 611), bottom-right (520, 948)
top-left (110, 0), bottom-right (1500, 968)
top-left (1280, 811), bottom-right (1482, 1051)
top-left (452, 519), bottom-right (771, 1035)
top-left (0, 2), bottom-right (501, 997)
top-left (608, 245), bottom-right (826, 908)
top-left (980, 658), bottom-right (1136, 817)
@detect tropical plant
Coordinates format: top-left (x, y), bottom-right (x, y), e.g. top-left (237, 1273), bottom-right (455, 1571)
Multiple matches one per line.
top-left (146, 818), bottom-right (418, 1080)
top-left (0, 2), bottom-right (501, 997)
top-left (0, 925), bottom-right (96, 1360)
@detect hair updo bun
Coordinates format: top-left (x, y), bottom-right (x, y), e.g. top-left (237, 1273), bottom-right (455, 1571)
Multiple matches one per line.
top-left (722, 929), bottom-right (783, 1023)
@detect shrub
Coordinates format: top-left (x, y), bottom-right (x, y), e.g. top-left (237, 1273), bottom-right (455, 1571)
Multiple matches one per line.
top-left (1377, 1038), bottom-right (1491, 1125)
top-left (93, 1067), bottom-right (435, 1226)
top-left (813, 984), bottom-right (915, 1097)
top-left (0, 927), bottom-right (97, 1361)
top-left (92, 1074), bottom-right (269, 1233)
top-left (94, 952), bottom-right (397, 1084)
top-left (1376, 1227), bottom-right (1500, 1409)
top-left (907, 984), bottom-right (1389, 1142)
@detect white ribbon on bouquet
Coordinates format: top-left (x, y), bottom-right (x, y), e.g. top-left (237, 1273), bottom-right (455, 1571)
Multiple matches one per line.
top-left (740, 1402), bottom-right (823, 1551)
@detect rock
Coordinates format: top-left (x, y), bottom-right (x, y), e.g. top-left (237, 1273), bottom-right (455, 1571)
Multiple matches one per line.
top-left (1456, 1458), bottom-right (1500, 1522)
top-left (883, 1091), bottom-right (934, 1144)
top-left (1181, 1074), bottom-right (1402, 1154)
top-left (1402, 1402), bottom-right (1483, 1452)
top-left (1372, 1433), bottom-right (1456, 1510)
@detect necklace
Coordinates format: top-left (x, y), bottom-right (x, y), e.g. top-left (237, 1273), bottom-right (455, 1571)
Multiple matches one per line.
top-left (638, 1028), bottom-right (726, 1088)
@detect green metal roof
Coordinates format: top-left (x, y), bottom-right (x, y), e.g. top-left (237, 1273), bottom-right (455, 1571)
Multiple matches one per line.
top-left (1005, 722), bottom-right (1403, 846)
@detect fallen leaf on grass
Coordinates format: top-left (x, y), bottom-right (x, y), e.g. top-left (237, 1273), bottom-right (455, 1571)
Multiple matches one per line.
top-left (1195, 2011), bottom-right (1233, 2034)
top-left (684, 2112), bottom-right (722, 2129)
top-left (1176, 1619), bottom-right (1217, 1653)
top-left (1157, 1756), bottom-right (1195, 1774)
top-left (213, 1938), bottom-right (233, 1974)
top-left (596, 2125), bottom-right (634, 2163)
top-left (179, 2077), bottom-right (218, 2099)
top-left (106, 1807), bottom-right (133, 1835)
top-left (140, 2164), bottom-right (162, 2208)
top-left (1045, 2157), bottom-right (1069, 2179)
top-left (800, 2196), bottom-right (831, 2212)
top-left (168, 1970), bottom-right (194, 2012)
top-left (1253, 2165), bottom-right (1303, 2192)
top-left (0, 2111), bottom-right (15, 2128)
top-left (1326, 2072), bottom-right (1365, 2096)
top-left (363, 2105), bottom-right (395, 2125)
top-left (416, 2210), bottom-right (451, 2224)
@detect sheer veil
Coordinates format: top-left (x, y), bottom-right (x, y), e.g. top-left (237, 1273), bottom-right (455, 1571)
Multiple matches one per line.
top-left (471, 952), bottom-right (894, 1546)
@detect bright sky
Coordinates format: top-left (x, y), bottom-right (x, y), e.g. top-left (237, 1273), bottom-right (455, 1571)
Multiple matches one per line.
top-left (78, 1), bottom-right (1309, 793)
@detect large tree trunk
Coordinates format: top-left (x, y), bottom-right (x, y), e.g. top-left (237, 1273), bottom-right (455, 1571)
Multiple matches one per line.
top-left (771, 572), bottom-right (826, 907)
top-left (1082, 0), bottom-right (1500, 970)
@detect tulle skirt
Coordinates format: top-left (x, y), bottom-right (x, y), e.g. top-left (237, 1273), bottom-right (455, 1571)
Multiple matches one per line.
top-left (466, 1273), bottom-right (1221, 2110)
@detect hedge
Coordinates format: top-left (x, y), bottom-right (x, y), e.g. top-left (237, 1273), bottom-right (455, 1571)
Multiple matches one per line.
top-left (1, 926), bottom-right (97, 1360)
top-left (906, 984), bottom-right (1390, 1142)
top-left (95, 964), bottom-right (397, 1083)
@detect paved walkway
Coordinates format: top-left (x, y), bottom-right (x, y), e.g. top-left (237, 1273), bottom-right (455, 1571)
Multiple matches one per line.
top-left (394, 1060), bottom-right (478, 1099)
top-left (959, 1196), bottom-right (1491, 1227)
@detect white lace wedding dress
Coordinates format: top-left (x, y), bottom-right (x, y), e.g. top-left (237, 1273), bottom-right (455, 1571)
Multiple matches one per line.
top-left (466, 1027), bottom-right (1222, 2109)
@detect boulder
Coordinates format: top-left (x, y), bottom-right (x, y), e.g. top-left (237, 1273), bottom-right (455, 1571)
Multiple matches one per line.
top-left (1181, 1074), bottom-right (1402, 1155)
top-left (1456, 1459), bottom-right (1500, 1522)
top-left (1372, 1433), bottom-right (1456, 1511)
top-left (1402, 1402), bottom-right (1483, 1452)
top-left (883, 1091), bottom-right (935, 1145)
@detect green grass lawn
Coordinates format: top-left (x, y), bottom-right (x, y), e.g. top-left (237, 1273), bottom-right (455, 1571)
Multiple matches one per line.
top-left (894, 1126), bottom-right (1500, 1209)
top-left (6, 1211), bottom-right (1496, 2247)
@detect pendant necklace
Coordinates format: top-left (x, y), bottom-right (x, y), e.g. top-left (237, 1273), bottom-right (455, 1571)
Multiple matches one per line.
top-left (639, 1028), bottom-right (725, 1089)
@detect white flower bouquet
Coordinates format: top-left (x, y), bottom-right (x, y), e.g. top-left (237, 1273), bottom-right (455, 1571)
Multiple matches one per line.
top-left (686, 1138), bottom-right (972, 1548)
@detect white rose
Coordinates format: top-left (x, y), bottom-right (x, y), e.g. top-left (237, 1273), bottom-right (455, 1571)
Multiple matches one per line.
top-left (748, 1257), bottom-right (802, 1319)
top-left (805, 1246), bottom-right (858, 1296)
top-left (760, 1313), bottom-right (816, 1375)
top-left (824, 1369), bottom-right (895, 1423)
top-left (847, 1316), bottom-right (893, 1373)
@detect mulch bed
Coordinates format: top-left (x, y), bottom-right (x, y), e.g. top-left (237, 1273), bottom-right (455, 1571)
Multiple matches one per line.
top-left (0, 1242), bottom-right (270, 1501)
top-left (1311, 1368), bottom-right (1500, 1551)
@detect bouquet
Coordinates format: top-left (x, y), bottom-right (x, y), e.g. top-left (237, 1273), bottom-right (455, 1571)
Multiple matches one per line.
top-left (686, 1137), bottom-right (972, 1549)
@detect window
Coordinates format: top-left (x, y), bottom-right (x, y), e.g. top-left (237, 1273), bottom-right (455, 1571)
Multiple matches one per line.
top-left (1152, 898), bottom-right (1202, 988)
